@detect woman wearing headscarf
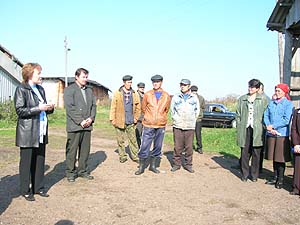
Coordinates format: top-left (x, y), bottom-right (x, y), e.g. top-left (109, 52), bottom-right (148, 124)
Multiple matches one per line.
top-left (264, 83), bottom-right (294, 189)
top-left (290, 106), bottom-right (300, 197)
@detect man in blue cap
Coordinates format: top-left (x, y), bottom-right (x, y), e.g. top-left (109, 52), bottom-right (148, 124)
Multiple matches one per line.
top-left (170, 79), bottom-right (200, 173)
top-left (135, 74), bottom-right (171, 175)
top-left (110, 75), bottom-right (141, 163)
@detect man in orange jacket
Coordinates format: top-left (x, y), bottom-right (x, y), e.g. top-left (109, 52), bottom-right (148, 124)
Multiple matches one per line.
top-left (135, 75), bottom-right (171, 175)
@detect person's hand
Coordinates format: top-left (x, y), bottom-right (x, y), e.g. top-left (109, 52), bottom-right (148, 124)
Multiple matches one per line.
top-left (266, 125), bottom-right (273, 132)
top-left (39, 104), bottom-right (49, 111)
top-left (80, 120), bottom-right (88, 128)
top-left (294, 145), bottom-right (300, 153)
top-left (47, 104), bottom-right (55, 111)
top-left (39, 103), bottom-right (54, 111)
top-left (269, 129), bottom-right (280, 136)
top-left (85, 118), bottom-right (93, 127)
top-left (110, 120), bottom-right (115, 126)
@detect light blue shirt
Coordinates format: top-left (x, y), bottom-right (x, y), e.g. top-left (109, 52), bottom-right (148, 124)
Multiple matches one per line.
top-left (263, 97), bottom-right (294, 137)
top-left (31, 84), bottom-right (47, 143)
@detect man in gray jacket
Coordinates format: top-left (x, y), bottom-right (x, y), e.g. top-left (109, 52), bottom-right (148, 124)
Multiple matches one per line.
top-left (64, 68), bottom-right (97, 182)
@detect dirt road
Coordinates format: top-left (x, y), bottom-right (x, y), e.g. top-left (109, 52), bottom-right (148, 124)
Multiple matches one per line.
top-left (0, 128), bottom-right (300, 225)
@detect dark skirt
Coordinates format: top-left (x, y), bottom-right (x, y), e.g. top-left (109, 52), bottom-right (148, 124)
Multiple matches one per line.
top-left (265, 136), bottom-right (291, 162)
top-left (292, 154), bottom-right (300, 194)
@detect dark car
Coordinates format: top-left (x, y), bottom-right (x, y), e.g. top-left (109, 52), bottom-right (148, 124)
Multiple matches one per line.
top-left (202, 103), bottom-right (236, 128)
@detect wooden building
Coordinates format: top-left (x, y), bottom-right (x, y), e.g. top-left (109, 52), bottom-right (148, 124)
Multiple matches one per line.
top-left (42, 77), bottom-right (111, 108)
top-left (267, 0), bottom-right (300, 105)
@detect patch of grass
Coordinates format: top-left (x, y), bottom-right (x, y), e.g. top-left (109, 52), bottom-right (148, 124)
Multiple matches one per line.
top-left (202, 128), bottom-right (239, 158)
top-left (164, 127), bottom-right (240, 158)
top-left (0, 120), bottom-right (16, 128)
top-left (0, 106), bottom-right (241, 159)
top-left (48, 109), bottom-right (66, 127)
top-left (0, 129), bottom-right (16, 148)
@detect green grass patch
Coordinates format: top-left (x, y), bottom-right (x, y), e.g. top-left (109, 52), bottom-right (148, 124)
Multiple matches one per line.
top-left (0, 120), bottom-right (16, 128)
top-left (202, 128), bottom-right (239, 158)
top-left (0, 128), bottom-right (16, 148)
top-left (164, 127), bottom-right (240, 158)
top-left (0, 106), bottom-right (241, 158)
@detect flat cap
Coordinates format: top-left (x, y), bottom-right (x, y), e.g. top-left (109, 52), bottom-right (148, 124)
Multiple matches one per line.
top-left (151, 74), bottom-right (163, 82)
top-left (180, 79), bottom-right (191, 85)
top-left (122, 75), bottom-right (133, 81)
top-left (190, 85), bottom-right (198, 91)
top-left (137, 82), bottom-right (145, 88)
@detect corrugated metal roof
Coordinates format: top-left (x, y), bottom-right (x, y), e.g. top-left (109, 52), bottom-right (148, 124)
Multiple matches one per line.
top-left (0, 44), bottom-right (23, 68)
top-left (266, 0), bottom-right (294, 32)
top-left (42, 76), bottom-right (111, 92)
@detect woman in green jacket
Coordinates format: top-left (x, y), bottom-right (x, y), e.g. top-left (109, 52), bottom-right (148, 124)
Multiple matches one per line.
top-left (236, 79), bottom-right (268, 182)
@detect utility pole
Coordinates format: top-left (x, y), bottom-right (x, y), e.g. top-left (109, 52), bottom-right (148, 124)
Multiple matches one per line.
top-left (64, 36), bottom-right (71, 87)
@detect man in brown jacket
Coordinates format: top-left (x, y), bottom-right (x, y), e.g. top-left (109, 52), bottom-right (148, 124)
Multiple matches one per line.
top-left (135, 74), bottom-right (171, 175)
top-left (109, 75), bottom-right (141, 163)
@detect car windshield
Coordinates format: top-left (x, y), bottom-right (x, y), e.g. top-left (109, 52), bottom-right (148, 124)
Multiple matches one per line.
top-left (221, 105), bottom-right (229, 111)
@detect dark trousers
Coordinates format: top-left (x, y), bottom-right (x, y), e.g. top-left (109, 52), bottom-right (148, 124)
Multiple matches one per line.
top-left (195, 120), bottom-right (203, 150)
top-left (138, 127), bottom-right (165, 159)
top-left (19, 144), bottom-right (46, 195)
top-left (173, 128), bottom-right (194, 167)
top-left (65, 131), bottom-right (91, 178)
top-left (292, 154), bottom-right (300, 194)
top-left (135, 121), bottom-right (143, 148)
top-left (259, 131), bottom-right (267, 171)
top-left (241, 127), bottom-right (262, 179)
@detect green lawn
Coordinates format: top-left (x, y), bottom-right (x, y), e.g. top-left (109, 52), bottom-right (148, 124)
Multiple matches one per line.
top-left (0, 106), bottom-right (240, 158)
top-left (164, 127), bottom-right (239, 158)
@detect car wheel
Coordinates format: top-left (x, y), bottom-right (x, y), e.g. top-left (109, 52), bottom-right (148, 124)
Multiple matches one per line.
top-left (231, 120), bottom-right (236, 128)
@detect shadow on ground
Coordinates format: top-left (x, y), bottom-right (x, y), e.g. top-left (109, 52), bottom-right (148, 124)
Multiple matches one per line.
top-left (45, 150), bottom-right (107, 191)
top-left (212, 152), bottom-right (293, 192)
top-left (0, 151), bottom-right (106, 216)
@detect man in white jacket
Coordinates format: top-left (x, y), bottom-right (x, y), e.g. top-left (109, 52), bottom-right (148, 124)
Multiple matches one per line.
top-left (170, 79), bottom-right (200, 173)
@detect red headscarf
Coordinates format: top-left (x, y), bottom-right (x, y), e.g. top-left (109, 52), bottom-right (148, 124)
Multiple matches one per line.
top-left (275, 83), bottom-right (290, 100)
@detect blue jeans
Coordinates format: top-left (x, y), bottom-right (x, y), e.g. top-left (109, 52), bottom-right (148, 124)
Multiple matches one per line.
top-left (138, 127), bottom-right (165, 158)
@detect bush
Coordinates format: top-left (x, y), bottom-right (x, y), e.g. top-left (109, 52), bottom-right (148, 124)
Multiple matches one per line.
top-left (0, 100), bottom-right (17, 123)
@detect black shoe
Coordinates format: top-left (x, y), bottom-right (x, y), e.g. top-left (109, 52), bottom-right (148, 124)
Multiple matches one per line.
top-left (241, 177), bottom-right (248, 182)
top-left (67, 177), bottom-right (76, 182)
top-left (149, 157), bottom-right (160, 174)
top-left (184, 166), bottom-right (195, 173)
top-left (275, 181), bottom-right (283, 189)
top-left (132, 158), bottom-right (139, 163)
top-left (171, 165), bottom-right (180, 172)
top-left (289, 191), bottom-right (298, 196)
top-left (251, 178), bottom-right (258, 182)
top-left (120, 158), bottom-right (128, 163)
top-left (265, 177), bottom-right (277, 185)
top-left (196, 148), bottom-right (203, 154)
top-left (135, 158), bottom-right (146, 175)
top-left (149, 167), bottom-right (160, 174)
top-left (36, 190), bottom-right (49, 197)
top-left (22, 194), bottom-right (35, 201)
top-left (79, 174), bottom-right (94, 180)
